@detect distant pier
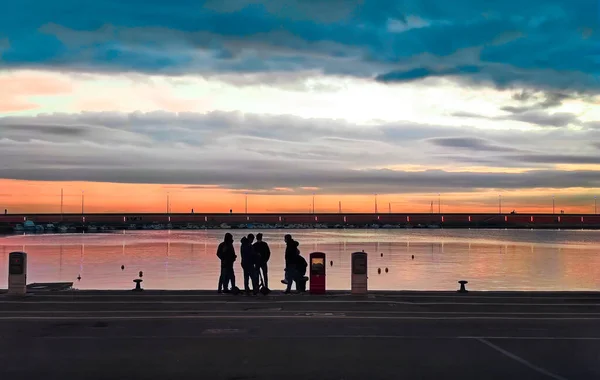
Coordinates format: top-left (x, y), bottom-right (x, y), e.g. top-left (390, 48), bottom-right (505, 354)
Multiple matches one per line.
top-left (1, 212), bottom-right (600, 230)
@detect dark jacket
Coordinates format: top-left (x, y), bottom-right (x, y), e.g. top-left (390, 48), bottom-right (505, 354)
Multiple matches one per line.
top-left (253, 241), bottom-right (271, 264)
top-left (217, 242), bottom-right (236, 268)
top-left (285, 240), bottom-right (299, 269)
top-left (241, 239), bottom-right (257, 269)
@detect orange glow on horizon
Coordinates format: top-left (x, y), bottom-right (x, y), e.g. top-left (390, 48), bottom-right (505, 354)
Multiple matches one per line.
top-left (0, 179), bottom-right (598, 214)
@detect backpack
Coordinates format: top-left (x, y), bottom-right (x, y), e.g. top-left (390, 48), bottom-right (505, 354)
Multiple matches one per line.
top-left (296, 255), bottom-right (308, 272)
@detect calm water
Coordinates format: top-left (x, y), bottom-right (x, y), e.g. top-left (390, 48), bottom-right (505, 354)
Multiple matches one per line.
top-left (1, 229), bottom-right (599, 291)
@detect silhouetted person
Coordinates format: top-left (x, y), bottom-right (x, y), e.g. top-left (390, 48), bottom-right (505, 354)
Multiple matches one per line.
top-left (3, 209), bottom-right (6, 215)
top-left (295, 253), bottom-right (308, 292)
top-left (283, 234), bottom-right (300, 294)
top-left (253, 233), bottom-right (271, 289)
top-left (217, 233), bottom-right (236, 293)
top-left (241, 236), bottom-right (259, 295)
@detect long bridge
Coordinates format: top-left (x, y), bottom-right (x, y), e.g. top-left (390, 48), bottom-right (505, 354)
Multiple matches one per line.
top-left (1, 212), bottom-right (600, 229)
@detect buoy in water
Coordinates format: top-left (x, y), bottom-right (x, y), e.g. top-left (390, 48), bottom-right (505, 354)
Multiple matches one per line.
top-left (411, 255), bottom-right (414, 260)
top-left (139, 271), bottom-right (143, 278)
top-left (380, 253), bottom-right (383, 257)
top-left (330, 260), bottom-right (333, 267)
top-left (77, 274), bottom-right (81, 281)
top-left (121, 265), bottom-right (125, 271)
top-left (385, 268), bottom-right (388, 273)
top-left (377, 268), bottom-right (381, 274)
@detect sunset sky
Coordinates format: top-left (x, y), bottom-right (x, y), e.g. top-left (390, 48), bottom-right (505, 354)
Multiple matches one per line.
top-left (1, 0), bottom-right (599, 213)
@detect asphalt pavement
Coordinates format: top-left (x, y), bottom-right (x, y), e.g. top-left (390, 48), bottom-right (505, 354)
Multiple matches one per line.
top-left (1, 290), bottom-right (599, 379)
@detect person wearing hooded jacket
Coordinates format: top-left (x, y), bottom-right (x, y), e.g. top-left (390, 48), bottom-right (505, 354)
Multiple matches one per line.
top-left (216, 233), bottom-right (236, 293)
top-left (241, 235), bottom-right (259, 294)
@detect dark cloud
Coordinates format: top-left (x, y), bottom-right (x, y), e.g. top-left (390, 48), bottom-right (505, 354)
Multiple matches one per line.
top-left (375, 65), bottom-right (480, 82)
top-left (0, 116), bottom-right (152, 144)
top-left (442, 151), bottom-right (600, 166)
top-left (377, 64), bottom-right (600, 93)
top-left (505, 111), bottom-right (579, 128)
top-left (538, 92), bottom-right (572, 109)
top-left (512, 90), bottom-right (536, 102)
top-left (454, 94), bottom-right (581, 128)
top-left (501, 106), bottom-right (530, 113)
top-left (0, 1), bottom-right (598, 92)
top-left (1, 166), bottom-right (599, 195)
top-left (502, 91), bottom-right (573, 113)
top-left (507, 154), bottom-right (600, 165)
top-left (427, 137), bottom-right (520, 152)
top-left (450, 111), bottom-right (481, 118)
top-left (433, 155), bottom-right (534, 168)
top-left (1, 124), bottom-right (87, 136)
top-left (0, 111), bottom-right (599, 193)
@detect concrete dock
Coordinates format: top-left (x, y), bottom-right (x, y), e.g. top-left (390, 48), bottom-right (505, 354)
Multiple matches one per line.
top-left (1, 290), bottom-right (600, 379)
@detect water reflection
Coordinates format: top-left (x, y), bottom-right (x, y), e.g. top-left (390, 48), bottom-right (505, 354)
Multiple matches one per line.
top-left (0, 229), bottom-right (599, 291)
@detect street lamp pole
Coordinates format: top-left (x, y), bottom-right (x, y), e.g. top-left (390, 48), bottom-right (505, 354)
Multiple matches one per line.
top-left (499, 194), bottom-right (502, 214)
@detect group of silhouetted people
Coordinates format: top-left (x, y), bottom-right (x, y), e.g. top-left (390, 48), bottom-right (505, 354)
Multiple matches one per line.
top-left (216, 233), bottom-right (307, 294)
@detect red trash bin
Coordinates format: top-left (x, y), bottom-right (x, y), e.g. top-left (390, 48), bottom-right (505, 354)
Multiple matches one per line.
top-left (309, 252), bottom-right (326, 294)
